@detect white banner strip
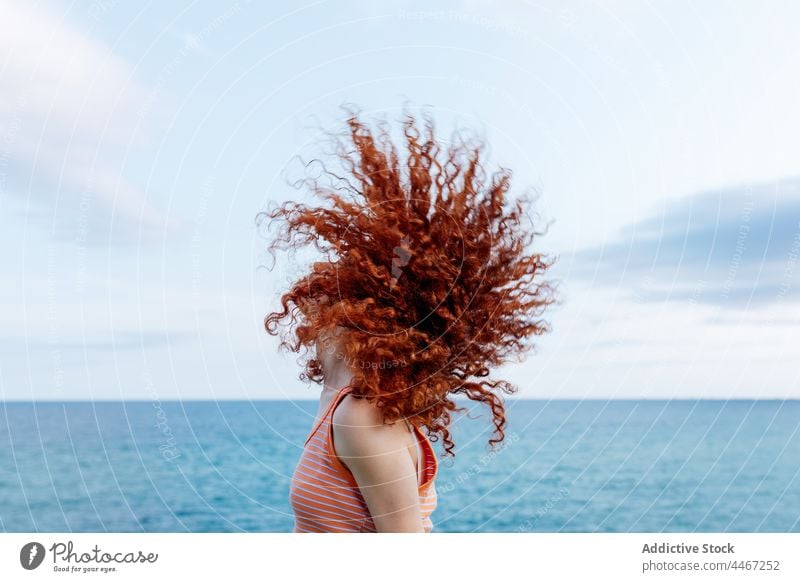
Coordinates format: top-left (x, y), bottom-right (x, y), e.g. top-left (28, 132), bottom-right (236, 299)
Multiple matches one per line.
top-left (1, 533), bottom-right (797, 581)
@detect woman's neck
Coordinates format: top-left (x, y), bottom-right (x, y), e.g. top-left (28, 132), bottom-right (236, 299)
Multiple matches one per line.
top-left (321, 356), bottom-right (355, 393)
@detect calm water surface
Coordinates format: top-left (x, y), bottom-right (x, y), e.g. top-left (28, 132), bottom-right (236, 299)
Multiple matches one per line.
top-left (1, 399), bottom-right (797, 532)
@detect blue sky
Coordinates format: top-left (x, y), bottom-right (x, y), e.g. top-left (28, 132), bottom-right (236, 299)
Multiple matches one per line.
top-left (1, 0), bottom-right (799, 400)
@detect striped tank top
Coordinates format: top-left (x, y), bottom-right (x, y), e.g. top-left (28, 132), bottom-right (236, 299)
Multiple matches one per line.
top-left (289, 385), bottom-right (438, 532)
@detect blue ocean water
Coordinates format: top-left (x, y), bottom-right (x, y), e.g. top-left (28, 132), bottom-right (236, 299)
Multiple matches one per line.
top-left (0, 399), bottom-right (797, 532)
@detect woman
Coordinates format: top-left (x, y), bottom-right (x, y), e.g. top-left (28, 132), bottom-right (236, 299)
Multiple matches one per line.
top-left (263, 106), bottom-right (558, 532)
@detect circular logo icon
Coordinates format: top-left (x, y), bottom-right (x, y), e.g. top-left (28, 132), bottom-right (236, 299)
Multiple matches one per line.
top-left (20, 542), bottom-right (46, 570)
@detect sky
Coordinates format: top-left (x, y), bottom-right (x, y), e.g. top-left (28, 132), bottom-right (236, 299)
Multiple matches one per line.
top-left (1, 0), bottom-right (799, 400)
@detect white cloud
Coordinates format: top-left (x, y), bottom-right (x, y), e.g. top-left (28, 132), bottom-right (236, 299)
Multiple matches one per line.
top-left (0, 0), bottom-right (174, 236)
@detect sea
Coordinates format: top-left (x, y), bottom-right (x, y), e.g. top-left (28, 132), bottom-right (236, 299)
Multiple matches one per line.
top-left (0, 399), bottom-right (797, 532)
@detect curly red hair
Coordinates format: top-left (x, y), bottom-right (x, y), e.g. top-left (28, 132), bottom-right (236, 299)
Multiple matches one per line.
top-left (261, 105), bottom-right (559, 456)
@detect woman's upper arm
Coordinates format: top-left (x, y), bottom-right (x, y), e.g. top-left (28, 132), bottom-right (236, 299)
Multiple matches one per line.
top-left (332, 400), bottom-right (424, 533)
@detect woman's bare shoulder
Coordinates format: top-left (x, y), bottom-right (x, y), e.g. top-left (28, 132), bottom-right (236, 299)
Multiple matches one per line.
top-left (332, 393), bottom-right (409, 455)
top-left (333, 393), bottom-right (382, 427)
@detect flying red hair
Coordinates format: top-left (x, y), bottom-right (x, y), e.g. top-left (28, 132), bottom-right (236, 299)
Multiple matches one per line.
top-left (261, 105), bottom-right (559, 456)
